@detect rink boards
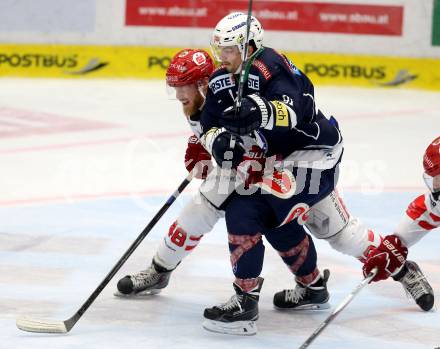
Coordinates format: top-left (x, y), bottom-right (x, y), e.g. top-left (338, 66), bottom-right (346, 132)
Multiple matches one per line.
top-left (1, 44), bottom-right (440, 91)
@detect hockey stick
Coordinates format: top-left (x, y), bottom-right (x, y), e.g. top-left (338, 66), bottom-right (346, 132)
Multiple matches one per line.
top-left (235, 0), bottom-right (253, 112)
top-left (297, 268), bottom-right (378, 349)
top-left (16, 172), bottom-right (194, 334)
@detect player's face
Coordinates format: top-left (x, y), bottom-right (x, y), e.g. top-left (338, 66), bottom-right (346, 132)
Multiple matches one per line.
top-left (433, 174), bottom-right (440, 191)
top-left (174, 83), bottom-right (204, 117)
top-left (423, 172), bottom-right (440, 193)
top-left (219, 45), bottom-right (242, 73)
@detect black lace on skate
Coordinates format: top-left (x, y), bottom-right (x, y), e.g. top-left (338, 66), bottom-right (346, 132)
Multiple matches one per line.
top-left (216, 294), bottom-right (243, 312)
top-left (285, 285), bottom-right (306, 303)
top-left (400, 264), bottom-right (432, 301)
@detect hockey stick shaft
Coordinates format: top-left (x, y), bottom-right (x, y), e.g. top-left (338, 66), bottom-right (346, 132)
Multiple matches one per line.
top-left (17, 172), bottom-right (194, 334)
top-left (235, 0), bottom-right (253, 111)
top-left (297, 269), bottom-right (377, 349)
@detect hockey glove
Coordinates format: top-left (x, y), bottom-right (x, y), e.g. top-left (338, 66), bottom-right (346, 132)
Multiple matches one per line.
top-left (363, 235), bottom-right (408, 282)
top-left (184, 135), bottom-right (212, 179)
top-left (220, 94), bottom-right (272, 135)
top-left (211, 131), bottom-right (245, 169)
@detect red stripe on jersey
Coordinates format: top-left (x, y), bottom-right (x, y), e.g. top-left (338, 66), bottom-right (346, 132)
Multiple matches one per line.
top-left (406, 195), bottom-right (427, 220)
top-left (418, 220), bottom-right (437, 230)
top-left (429, 212), bottom-right (440, 222)
top-left (189, 235), bottom-right (202, 241)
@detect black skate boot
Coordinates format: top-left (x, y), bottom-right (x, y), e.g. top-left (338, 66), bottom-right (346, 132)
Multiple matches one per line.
top-left (115, 259), bottom-right (173, 297)
top-left (202, 277), bottom-right (264, 336)
top-left (393, 260), bottom-right (434, 311)
top-left (273, 269), bottom-right (330, 310)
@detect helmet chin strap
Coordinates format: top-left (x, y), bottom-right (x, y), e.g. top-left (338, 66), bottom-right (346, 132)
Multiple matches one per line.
top-left (424, 173), bottom-right (440, 200)
top-left (234, 46), bottom-right (262, 75)
top-left (197, 81), bottom-right (206, 99)
top-left (197, 81), bottom-right (207, 110)
top-left (234, 63), bottom-right (242, 75)
top-left (235, 47), bottom-right (256, 74)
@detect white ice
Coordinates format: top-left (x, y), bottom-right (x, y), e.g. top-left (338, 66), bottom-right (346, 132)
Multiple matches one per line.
top-left (0, 78), bottom-right (439, 349)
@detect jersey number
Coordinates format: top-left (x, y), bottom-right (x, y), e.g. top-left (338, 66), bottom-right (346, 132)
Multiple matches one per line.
top-left (282, 95), bottom-right (294, 107)
top-left (168, 225), bottom-right (187, 247)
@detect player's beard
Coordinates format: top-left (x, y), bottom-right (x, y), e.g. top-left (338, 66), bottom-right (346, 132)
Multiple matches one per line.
top-left (183, 92), bottom-right (204, 118)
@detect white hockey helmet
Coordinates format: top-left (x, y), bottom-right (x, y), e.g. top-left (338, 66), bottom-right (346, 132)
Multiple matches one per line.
top-left (210, 12), bottom-right (264, 62)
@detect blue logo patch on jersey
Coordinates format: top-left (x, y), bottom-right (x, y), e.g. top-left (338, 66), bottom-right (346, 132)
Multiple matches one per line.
top-left (286, 58), bottom-right (301, 76)
top-left (209, 74), bottom-right (235, 94)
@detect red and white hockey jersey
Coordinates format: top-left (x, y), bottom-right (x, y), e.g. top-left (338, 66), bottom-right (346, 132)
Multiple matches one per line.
top-left (394, 192), bottom-right (440, 247)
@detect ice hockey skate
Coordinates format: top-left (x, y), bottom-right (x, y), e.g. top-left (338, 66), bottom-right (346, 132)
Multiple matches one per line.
top-left (115, 259), bottom-right (172, 297)
top-left (273, 269), bottom-right (330, 310)
top-left (393, 260), bottom-right (435, 311)
top-left (202, 277), bottom-right (264, 336)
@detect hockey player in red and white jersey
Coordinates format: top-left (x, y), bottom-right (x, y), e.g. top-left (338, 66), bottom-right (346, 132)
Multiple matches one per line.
top-left (363, 137), bottom-right (439, 311)
top-left (115, 49), bottom-right (222, 295)
top-left (115, 48), bottom-right (433, 317)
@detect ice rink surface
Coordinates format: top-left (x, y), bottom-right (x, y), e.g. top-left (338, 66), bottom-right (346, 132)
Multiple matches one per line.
top-left (1, 78), bottom-right (439, 349)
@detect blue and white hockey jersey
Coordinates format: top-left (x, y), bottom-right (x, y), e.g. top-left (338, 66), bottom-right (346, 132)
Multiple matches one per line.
top-left (200, 47), bottom-right (342, 161)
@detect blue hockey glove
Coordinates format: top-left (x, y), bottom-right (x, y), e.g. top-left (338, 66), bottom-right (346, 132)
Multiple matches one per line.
top-left (220, 94), bottom-right (272, 135)
top-left (211, 131), bottom-right (245, 169)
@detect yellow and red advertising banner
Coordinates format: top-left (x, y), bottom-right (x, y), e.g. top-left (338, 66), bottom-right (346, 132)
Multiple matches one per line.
top-left (125, 0), bottom-right (403, 36)
top-left (1, 44), bottom-right (440, 91)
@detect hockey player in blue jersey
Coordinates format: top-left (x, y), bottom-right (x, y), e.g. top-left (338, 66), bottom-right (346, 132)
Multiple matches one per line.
top-left (115, 47), bottom-right (434, 336)
top-left (199, 13), bottom-right (345, 334)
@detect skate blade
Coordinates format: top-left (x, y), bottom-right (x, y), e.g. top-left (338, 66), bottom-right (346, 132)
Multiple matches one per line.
top-left (113, 289), bottom-right (162, 298)
top-left (274, 302), bottom-right (330, 311)
top-left (202, 319), bottom-right (257, 336)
